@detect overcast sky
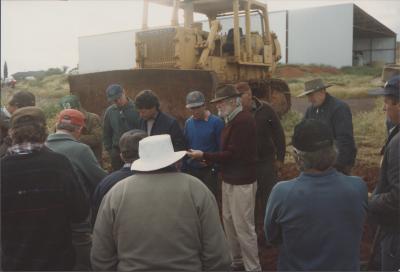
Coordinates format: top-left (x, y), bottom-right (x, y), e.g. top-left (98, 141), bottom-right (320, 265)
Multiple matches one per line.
top-left (1, 0), bottom-right (399, 75)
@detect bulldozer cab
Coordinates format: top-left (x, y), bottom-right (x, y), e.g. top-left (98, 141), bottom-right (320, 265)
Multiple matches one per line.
top-left (137, 0), bottom-right (281, 80)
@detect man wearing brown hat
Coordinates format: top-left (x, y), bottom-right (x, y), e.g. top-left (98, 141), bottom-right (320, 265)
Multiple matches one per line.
top-left (265, 119), bottom-right (367, 270)
top-left (1, 107), bottom-right (89, 271)
top-left (46, 109), bottom-right (107, 270)
top-left (188, 84), bottom-right (261, 271)
top-left (299, 78), bottom-right (357, 175)
top-left (0, 90), bottom-right (36, 157)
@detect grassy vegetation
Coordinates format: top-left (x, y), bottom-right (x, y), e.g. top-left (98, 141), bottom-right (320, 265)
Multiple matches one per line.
top-left (277, 65), bottom-right (383, 99)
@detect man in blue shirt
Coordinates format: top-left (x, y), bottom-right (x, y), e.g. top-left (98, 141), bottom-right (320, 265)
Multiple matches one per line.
top-left (183, 90), bottom-right (224, 196)
top-left (265, 119), bottom-right (368, 271)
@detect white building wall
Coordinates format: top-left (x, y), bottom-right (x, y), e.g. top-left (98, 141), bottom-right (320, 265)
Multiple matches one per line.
top-left (287, 4), bottom-right (353, 67)
top-left (78, 30), bottom-right (137, 74)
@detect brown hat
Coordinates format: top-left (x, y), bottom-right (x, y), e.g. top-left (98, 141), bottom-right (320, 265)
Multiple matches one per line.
top-left (9, 91), bottom-right (36, 108)
top-left (210, 84), bottom-right (241, 103)
top-left (10, 106), bottom-right (46, 129)
top-left (297, 78), bottom-right (332, 97)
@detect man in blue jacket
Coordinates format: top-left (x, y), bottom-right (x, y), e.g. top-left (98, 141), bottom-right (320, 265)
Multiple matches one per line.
top-left (368, 75), bottom-right (400, 270)
top-left (299, 78), bottom-right (357, 175)
top-left (135, 89), bottom-right (186, 151)
top-left (264, 119), bottom-right (367, 271)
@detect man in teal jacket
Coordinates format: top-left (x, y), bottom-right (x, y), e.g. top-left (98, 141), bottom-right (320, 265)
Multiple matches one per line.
top-left (46, 109), bottom-right (107, 271)
top-left (103, 84), bottom-right (140, 171)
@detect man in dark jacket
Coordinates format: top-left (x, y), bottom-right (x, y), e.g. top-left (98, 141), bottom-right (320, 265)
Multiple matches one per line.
top-left (299, 78), bottom-right (357, 175)
top-left (188, 85), bottom-right (261, 271)
top-left (1, 107), bottom-right (88, 271)
top-left (265, 119), bottom-right (367, 271)
top-left (368, 75), bottom-right (400, 270)
top-left (236, 82), bottom-right (286, 223)
top-left (103, 84), bottom-right (140, 171)
top-left (135, 89), bottom-right (186, 151)
top-left (92, 129), bottom-right (147, 225)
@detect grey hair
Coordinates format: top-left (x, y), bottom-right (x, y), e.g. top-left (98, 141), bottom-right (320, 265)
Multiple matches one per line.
top-left (294, 145), bottom-right (338, 171)
top-left (56, 122), bottom-right (81, 132)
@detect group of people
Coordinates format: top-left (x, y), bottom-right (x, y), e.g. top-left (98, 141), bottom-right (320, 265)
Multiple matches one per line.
top-left (1, 75), bottom-right (399, 271)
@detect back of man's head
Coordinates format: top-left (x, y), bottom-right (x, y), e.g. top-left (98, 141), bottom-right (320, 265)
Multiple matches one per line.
top-left (56, 109), bottom-right (85, 134)
top-left (119, 129), bottom-right (148, 163)
top-left (292, 119), bottom-right (336, 171)
top-left (9, 106), bottom-right (47, 144)
top-left (9, 91), bottom-right (36, 109)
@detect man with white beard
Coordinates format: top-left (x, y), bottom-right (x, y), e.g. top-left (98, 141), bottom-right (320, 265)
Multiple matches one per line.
top-left (187, 84), bottom-right (261, 271)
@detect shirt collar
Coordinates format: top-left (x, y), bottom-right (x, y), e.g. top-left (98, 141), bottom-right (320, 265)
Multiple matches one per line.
top-left (8, 143), bottom-right (44, 155)
top-left (225, 105), bottom-right (243, 124)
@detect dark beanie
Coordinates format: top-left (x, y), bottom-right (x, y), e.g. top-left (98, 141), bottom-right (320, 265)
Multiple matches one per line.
top-left (292, 119), bottom-right (333, 152)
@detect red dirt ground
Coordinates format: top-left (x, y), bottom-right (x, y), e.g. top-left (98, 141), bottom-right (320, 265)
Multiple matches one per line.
top-left (275, 65), bottom-right (341, 78)
top-left (256, 162), bottom-right (380, 271)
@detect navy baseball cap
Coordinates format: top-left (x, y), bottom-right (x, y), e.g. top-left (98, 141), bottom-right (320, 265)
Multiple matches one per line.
top-left (369, 75), bottom-right (400, 98)
top-left (186, 90), bottom-right (205, 108)
top-left (106, 84), bottom-right (123, 102)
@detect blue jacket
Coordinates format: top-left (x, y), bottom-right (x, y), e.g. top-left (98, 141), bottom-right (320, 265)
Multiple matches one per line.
top-left (139, 111), bottom-right (186, 151)
top-left (265, 168), bottom-right (367, 271)
top-left (304, 93), bottom-right (357, 168)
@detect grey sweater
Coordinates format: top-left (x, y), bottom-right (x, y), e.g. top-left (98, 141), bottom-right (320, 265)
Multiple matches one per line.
top-left (91, 172), bottom-right (231, 271)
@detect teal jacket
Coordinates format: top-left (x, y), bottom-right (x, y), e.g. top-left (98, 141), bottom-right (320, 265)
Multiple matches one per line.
top-left (46, 133), bottom-right (107, 196)
top-left (103, 99), bottom-right (140, 151)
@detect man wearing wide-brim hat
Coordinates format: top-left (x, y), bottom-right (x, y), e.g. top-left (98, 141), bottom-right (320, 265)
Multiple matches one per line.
top-left (187, 84), bottom-right (261, 271)
top-left (368, 75), bottom-right (400, 271)
top-left (299, 78), bottom-right (357, 175)
top-left (91, 134), bottom-right (231, 271)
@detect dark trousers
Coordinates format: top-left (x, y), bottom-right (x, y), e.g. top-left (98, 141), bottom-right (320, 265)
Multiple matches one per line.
top-left (184, 166), bottom-right (218, 197)
top-left (380, 232), bottom-right (400, 271)
top-left (109, 147), bottom-right (123, 172)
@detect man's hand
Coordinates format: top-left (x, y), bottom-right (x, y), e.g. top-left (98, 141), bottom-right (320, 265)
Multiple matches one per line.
top-left (187, 149), bottom-right (204, 160)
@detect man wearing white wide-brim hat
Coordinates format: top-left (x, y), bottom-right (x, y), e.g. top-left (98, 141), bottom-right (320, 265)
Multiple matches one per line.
top-left (91, 134), bottom-right (230, 271)
top-left (299, 78), bottom-right (357, 175)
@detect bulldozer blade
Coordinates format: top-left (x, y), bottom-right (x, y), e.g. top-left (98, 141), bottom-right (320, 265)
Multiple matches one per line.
top-left (68, 69), bottom-right (218, 125)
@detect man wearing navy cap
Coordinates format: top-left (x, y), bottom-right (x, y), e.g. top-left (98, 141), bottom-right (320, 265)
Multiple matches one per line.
top-left (264, 119), bottom-right (367, 271)
top-left (103, 84), bottom-right (140, 171)
top-left (368, 75), bottom-right (400, 270)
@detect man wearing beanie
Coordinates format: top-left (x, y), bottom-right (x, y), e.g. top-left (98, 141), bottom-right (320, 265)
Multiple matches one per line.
top-left (264, 119), bottom-right (367, 270)
top-left (1, 107), bottom-right (88, 271)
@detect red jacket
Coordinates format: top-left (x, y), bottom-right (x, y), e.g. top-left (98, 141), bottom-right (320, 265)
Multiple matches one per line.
top-left (204, 110), bottom-right (257, 185)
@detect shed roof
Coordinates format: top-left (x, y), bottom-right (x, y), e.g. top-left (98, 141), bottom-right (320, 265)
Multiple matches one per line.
top-left (353, 4), bottom-right (396, 38)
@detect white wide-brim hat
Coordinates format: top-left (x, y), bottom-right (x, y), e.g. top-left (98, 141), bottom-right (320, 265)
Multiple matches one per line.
top-left (131, 134), bottom-right (186, 172)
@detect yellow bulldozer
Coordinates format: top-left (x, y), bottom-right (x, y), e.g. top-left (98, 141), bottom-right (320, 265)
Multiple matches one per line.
top-left (69, 0), bottom-right (291, 123)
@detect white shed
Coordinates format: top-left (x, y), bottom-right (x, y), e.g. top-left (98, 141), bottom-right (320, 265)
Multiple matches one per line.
top-left (272, 4), bottom-right (396, 67)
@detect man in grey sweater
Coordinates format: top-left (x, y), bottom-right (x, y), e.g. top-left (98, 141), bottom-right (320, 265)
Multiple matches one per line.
top-left (91, 134), bottom-right (230, 271)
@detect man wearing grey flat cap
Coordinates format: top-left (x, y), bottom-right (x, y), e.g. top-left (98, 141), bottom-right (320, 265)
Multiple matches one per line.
top-left (299, 78), bottom-right (357, 175)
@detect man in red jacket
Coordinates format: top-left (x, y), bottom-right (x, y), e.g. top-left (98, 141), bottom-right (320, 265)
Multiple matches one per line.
top-left (187, 84), bottom-right (260, 271)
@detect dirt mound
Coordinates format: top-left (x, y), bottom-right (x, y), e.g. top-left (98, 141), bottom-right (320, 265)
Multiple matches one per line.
top-left (276, 65), bottom-right (340, 78)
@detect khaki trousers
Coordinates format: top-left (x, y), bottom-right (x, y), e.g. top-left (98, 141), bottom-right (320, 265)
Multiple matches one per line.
top-left (222, 181), bottom-right (261, 271)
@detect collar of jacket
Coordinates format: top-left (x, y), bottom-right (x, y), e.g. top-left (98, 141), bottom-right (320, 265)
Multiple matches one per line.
top-left (225, 105), bottom-right (243, 124)
top-left (315, 92), bottom-right (333, 110)
top-left (46, 132), bottom-right (79, 143)
top-left (251, 97), bottom-right (264, 113)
